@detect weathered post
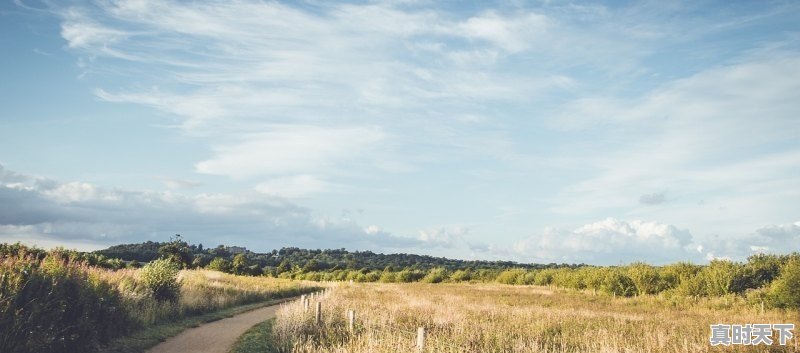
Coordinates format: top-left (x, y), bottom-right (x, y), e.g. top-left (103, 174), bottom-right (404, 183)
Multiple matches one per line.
top-left (315, 301), bottom-right (322, 325)
top-left (304, 298), bottom-right (310, 312)
top-left (760, 301), bottom-right (764, 314)
top-left (416, 327), bottom-right (425, 352)
top-left (348, 309), bottom-right (355, 332)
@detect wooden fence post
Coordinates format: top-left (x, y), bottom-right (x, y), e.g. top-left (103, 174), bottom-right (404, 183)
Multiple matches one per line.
top-left (760, 301), bottom-right (764, 314)
top-left (304, 298), bottom-right (309, 312)
top-left (347, 309), bottom-right (355, 332)
top-left (315, 302), bottom-right (322, 325)
top-left (416, 327), bottom-right (425, 352)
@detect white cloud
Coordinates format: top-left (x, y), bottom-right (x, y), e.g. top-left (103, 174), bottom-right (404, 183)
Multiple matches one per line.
top-left (454, 11), bottom-right (550, 52)
top-left (512, 218), bottom-right (697, 265)
top-left (195, 125), bottom-right (386, 179)
top-left (417, 226), bottom-right (470, 248)
top-left (506, 218), bottom-right (800, 265)
top-left (548, 56), bottom-right (800, 240)
top-left (0, 165), bottom-right (419, 251)
top-left (255, 175), bottom-right (331, 199)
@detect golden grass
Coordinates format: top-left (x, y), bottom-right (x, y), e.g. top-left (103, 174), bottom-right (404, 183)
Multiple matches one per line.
top-left (273, 283), bottom-right (799, 353)
top-left (93, 267), bottom-right (318, 326)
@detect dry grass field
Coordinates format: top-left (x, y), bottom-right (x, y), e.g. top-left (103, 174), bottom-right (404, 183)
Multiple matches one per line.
top-left (87, 267), bottom-right (318, 326)
top-left (273, 283), bottom-right (799, 353)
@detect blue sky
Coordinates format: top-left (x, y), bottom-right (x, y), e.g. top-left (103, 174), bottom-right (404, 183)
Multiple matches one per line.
top-left (1, 0), bottom-right (799, 264)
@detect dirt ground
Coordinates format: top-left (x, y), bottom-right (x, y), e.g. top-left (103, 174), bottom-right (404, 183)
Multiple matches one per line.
top-left (144, 304), bottom-right (280, 353)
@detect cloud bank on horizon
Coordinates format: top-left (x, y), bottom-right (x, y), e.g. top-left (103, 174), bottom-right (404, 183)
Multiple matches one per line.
top-left (0, 0), bottom-right (799, 264)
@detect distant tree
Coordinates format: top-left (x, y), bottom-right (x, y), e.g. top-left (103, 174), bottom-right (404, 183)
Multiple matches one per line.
top-left (277, 260), bottom-right (292, 274)
top-left (233, 254), bottom-right (250, 275)
top-left (302, 260), bottom-right (320, 273)
top-left (207, 257), bottom-right (232, 273)
top-left (450, 269), bottom-right (473, 282)
top-left (422, 268), bottom-right (449, 283)
top-left (191, 256), bottom-right (204, 269)
top-left (158, 234), bottom-right (192, 269)
top-left (768, 258), bottom-right (800, 309)
top-left (703, 260), bottom-right (744, 296)
top-left (602, 270), bottom-right (636, 297)
top-left (627, 263), bottom-right (663, 295)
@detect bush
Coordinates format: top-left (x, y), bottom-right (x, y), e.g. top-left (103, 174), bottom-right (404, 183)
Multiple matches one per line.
top-left (702, 260), bottom-right (744, 296)
top-left (207, 257), bottom-right (232, 273)
top-left (534, 269), bottom-right (556, 285)
top-left (0, 251), bottom-right (132, 353)
top-left (627, 263), bottom-right (663, 295)
top-left (768, 258), bottom-right (800, 309)
top-left (660, 262), bottom-right (700, 291)
top-left (421, 268), bottom-right (448, 283)
top-left (139, 258), bottom-right (181, 301)
top-left (450, 269), bottom-right (473, 282)
top-left (602, 270), bottom-right (636, 297)
top-left (496, 269), bottom-right (526, 284)
top-left (396, 270), bottom-right (424, 283)
top-left (379, 271), bottom-right (397, 283)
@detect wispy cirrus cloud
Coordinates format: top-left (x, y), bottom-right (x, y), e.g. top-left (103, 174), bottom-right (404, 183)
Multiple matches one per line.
top-left (5, 0), bottom-right (796, 263)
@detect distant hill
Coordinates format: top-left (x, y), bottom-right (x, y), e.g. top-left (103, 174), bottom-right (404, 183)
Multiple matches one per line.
top-left (96, 241), bottom-right (580, 271)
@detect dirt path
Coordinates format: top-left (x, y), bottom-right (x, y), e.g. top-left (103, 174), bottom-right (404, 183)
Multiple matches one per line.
top-left (145, 304), bottom-right (280, 353)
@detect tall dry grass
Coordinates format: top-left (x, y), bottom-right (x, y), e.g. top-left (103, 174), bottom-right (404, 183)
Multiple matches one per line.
top-left (98, 268), bottom-right (318, 326)
top-left (273, 283), bottom-right (799, 353)
top-left (1, 247), bottom-right (319, 353)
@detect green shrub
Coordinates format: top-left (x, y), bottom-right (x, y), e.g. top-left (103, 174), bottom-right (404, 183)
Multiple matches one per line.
top-left (660, 262), bottom-right (700, 291)
top-left (602, 270), bottom-right (636, 297)
top-left (495, 269), bottom-right (526, 284)
top-left (364, 271), bottom-right (381, 282)
top-left (139, 258), bottom-right (181, 301)
top-left (627, 263), bottom-right (663, 295)
top-left (520, 271), bottom-right (538, 285)
top-left (207, 257), bottom-right (232, 273)
top-left (552, 268), bottom-right (586, 290)
top-left (396, 270), bottom-right (424, 283)
top-left (767, 258), bottom-right (800, 309)
top-left (0, 251), bottom-right (132, 353)
top-left (450, 269), bottom-right (473, 282)
top-left (421, 268), bottom-right (448, 283)
top-left (702, 260), bottom-right (744, 296)
top-left (379, 271), bottom-right (397, 283)
top-left (534, 269), bottom-right (556, 285)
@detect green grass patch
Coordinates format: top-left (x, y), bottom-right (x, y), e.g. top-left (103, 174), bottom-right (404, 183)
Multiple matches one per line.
top-left (99, 299), bottom-right (286, 353)
top-left (229, 318), bottom-right (278, 353)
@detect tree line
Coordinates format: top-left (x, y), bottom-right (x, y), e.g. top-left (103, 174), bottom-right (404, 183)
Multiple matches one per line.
top-left (98, 238), bottom-right (800, 309)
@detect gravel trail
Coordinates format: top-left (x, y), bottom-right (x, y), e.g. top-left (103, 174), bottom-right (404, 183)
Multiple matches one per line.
top-left (144, 304), bottom-right (280, 353)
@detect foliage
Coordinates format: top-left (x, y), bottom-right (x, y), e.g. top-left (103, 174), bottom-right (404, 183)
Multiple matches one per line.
top-left (233, 254), bottom-right (251, 275)
top-left (768, 257), bottom-right (800, 309)
top-left (207, 257), bottom-right (232, 273)
top-left (627, 262), bottom-right (663, 295)
top-left (421, 268), bottom-right (449, 283)
top-left (495, 268), bottom-right (526, 284)
top-left (157, 235), bottom-right (193, 269)
top-left (1, 242), bottom-right (322, 353)
top-left (0, 246), bottom-right (132, 353)
top-left (139, 258), bottom-right (181, 301)
top-left (98, 242), bottom-right (579, 275)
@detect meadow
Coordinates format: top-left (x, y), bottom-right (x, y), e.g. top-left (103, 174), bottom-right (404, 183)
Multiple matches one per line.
top-left (0, 244), bottom-right (319, 353)
top-left (272, 283), bottom-right (799, 353)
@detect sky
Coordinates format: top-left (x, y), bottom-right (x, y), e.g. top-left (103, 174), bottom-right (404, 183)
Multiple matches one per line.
top-left (1, 0), bottom-right (799, 265)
